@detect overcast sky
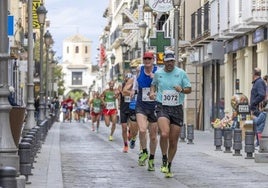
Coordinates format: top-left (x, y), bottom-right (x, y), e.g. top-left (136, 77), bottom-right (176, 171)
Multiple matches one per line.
top-left (45, 0), bottom-right (109, 64)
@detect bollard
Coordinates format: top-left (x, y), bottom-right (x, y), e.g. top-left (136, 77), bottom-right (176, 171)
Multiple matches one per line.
top-left (18, 142), bottom-right (32, 184)
top-left (232, 129), bottom-right (242, 156)
top-left (214, 128), bottom-right (222, 151)
top-left (223, 128), bottom-right (232, 153)
top-left (24, 134), bottom-right (37, 158)
top-left (244, 130), bottom-right (255, 159)
top-left (180, 123), bottom-right (186, 142)
top-left (0, 166), bottom-right (17, 188)
top-left (28, 130), bottom-right (38, 155)
top-left (187, 124), bottom-right (194, 144)
top-left (21, 137), bottom-right (34, 169)
top-left (38, 120), bottom-right (47, 142)
top-left (32, 126), bottom-right (42, 151)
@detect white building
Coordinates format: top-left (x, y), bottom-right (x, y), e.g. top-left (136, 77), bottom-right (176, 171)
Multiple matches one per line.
top-left (61, 34), bottom-right (96, 96)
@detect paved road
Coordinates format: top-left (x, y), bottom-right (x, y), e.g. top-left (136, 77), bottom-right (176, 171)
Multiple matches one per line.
top-left (27, 121), bottom-right (268, 188)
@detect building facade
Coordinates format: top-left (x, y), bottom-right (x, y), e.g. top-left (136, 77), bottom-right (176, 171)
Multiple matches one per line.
top-left (61, 34), bottom-right (96, 96)
top-left (190, 0), bottom-right (268, 130)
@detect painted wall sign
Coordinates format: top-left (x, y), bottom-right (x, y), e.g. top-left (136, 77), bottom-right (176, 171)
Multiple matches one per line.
top-left (148, 0), bottom-right (173, 12)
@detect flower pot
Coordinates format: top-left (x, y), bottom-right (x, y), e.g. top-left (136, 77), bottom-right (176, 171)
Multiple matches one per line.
top-left (9, 106), bottom-right (26, 147)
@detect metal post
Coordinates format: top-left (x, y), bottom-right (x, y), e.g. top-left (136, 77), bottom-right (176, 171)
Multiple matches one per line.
top-left (25, 0), bottom-right (36, 131)
top-left (223, 128), bottom-right (232, 153)
top-left (45, 45), bottom-right (49, 117)
top-left (0, 0), bottom-right (19, 171)
top-left (174, 6), bottom-right (180, 67)
top-left (39, 24), bottom-right (45, 121)
top-left (255, 103), bottom-right (268, 162)
top-left (214, 128), bottom-right (223, 151)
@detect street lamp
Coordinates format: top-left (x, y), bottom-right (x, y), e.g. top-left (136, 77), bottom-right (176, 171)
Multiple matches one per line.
top-left (172, 0), bottom-right (181, 67)
top-left (110, 53), bottom-right (115, 80)
top-left (0, 0), bottom-right (19, 171)
top-left (36, 3), bottom-right (47, 121)
top-left (49, 50), bottom-right (56, 100)
top-left (24, 0), bottom-right (36, 132)
top-left (44, 30), bottom-right (52, 117)
top-left (121, 42), bottom-right (128, 72)
top-left (138, 20), bottom-right (147, 57)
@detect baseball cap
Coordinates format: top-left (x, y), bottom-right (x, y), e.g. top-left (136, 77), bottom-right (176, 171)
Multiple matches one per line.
top-left (143, 52), bottom-right (154, 59)
top-left (164, 50), bottom-right (176, 61)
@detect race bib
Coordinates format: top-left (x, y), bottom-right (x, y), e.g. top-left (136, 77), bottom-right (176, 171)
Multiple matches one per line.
top-left (162, 90), bottom-right (179, 106)
top-left (124, 96), bottom-right (131, 103)
top-left (106, 102), bottom-right (115, 109)
top-left (93, 107), bottom-right (100, 113)
top-left (142, 88), bottom-right (153, 101)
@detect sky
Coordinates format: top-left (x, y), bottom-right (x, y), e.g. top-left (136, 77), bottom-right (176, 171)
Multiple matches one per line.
top-left (45, 0), bottom-right (109, 64)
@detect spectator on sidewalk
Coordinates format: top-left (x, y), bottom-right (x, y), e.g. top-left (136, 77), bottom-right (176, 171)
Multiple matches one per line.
top-left (150, 50), bottom-right (191, 178)
top-left (250, 68), bottom-right (266, 146)
top-left (251, 105), bottom-right (266, 148)
top-left (34, 95), bottom-right (40, 120)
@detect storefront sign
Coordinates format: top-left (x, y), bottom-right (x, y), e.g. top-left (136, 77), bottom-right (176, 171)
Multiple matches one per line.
top-left (253, 27), bottom-right (267, 44)
top-left (148, 0), bottom-right (173, 12)
top-left (225, 36), bottom-right (248, 53)
top-left (238, 104), bottom-right (249, 114)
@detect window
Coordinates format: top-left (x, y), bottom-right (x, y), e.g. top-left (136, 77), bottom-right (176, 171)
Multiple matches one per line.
top-left (85, 46), bottom-right (88, 53)
top-left (75, 46), bottom-right (79, 53)
top-left (67, 46), bottom-right (69, 53)
top-left (72, 72), bottom-right (82, 85)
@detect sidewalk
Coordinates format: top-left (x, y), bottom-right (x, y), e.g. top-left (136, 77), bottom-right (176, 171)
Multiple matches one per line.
top-left (26, 120), bottom-right (268, 188)
top-left (26, 122), bottom-right (63, 188)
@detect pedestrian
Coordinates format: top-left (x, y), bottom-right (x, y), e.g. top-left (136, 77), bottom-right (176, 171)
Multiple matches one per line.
top-left (52, 96), bottom-right (60, 121)
top-left (34, 95), bottom-right (40, 121)
top-left (101, 81), bottom-right (119, 141)
top-left (118, 72), bottom-right (138, 153)
top-left (250, 68), bottom-right (266, 146)
top-left (150, 50), bottom-right (192, 178)
top-left (89, 91), bottom-right (102, 132)
top-left (135, 51), bottom-right (158, 171)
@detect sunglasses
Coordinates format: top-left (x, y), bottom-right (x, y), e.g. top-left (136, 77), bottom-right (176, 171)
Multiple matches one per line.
top-left (143, 57), bottom-right (152, 60)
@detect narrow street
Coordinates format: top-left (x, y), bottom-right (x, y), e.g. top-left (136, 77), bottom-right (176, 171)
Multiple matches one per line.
top-left (27, 121), bottom-right (268, 188)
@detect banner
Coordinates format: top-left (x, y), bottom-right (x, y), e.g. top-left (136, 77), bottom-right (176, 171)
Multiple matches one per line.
top-left (33, 0), bottom-right (42, 29)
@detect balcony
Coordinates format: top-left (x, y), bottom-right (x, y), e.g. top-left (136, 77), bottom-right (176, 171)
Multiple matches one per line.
top-left (243, 0), bottom-right (268, 26)
top-left (191, 2), bottom-right (214, 46)
top-left (232, 1), bottom-right (267, 33)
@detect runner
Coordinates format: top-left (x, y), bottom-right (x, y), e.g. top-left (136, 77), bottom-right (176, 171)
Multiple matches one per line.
top-left (101, 81), bottom-right (119, 141)
top-left (118, 73), bottom-right (139, 153)
top-left (123, 73), bottom-right (139, 150)
top-left (135, 51), bottom-right (158, 171)
top-left (150, 50), bottom-right (192, 178)
top-left (79, 93), bottom-right (90, 123)
top-left (62, 96), bottom-right (74, 122)
top-left (89, 91), bottom-right (102, 132)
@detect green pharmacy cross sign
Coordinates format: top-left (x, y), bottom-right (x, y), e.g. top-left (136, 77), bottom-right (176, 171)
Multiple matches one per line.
top-left (149, 31), bottom-right (171, 53)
